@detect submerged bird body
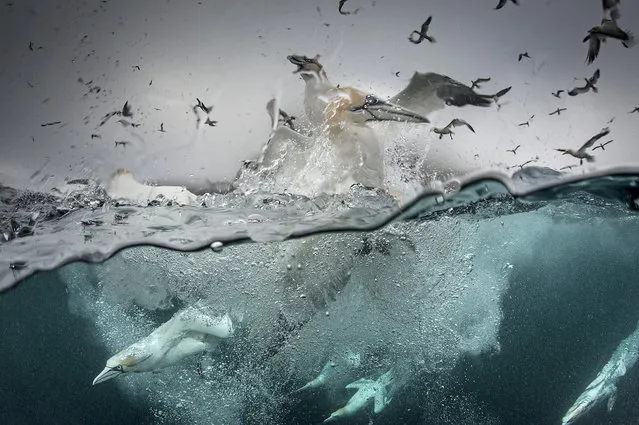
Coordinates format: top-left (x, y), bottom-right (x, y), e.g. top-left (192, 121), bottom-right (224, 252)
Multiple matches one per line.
top-left (92, 306), bottom-right (234, 385)
top-left (323, 370), bottom-right (394, 423)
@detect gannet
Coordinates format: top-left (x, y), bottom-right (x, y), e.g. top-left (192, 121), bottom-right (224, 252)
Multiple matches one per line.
top-left (92, 306), bottom-right (233, 385)
top-left (507, 144), bottom-right (521, 154)
top-left (470, 77), bottom-right (491, 90)
top-left (389, 72), bottom-right (512, 111)
top-left (295, 360), bottom-right (335, 392)
top-left (552, 90), bottom-right (565, 98)
top-left (568, 69), bottom-right (600, 96)
top-left (98, 101), bottom-right (133, 127)
top-left (555, 127), bottom-right (610, 164)
top-left (518, 51), bottom-right (531, 62)
top-left (549, 107), bottom-right (567, 116)
top-left (583, 19), bottom-right (634, 65)
top-left (323, 369), bottom-right (394, 423)
top-left (432, 118), bottom-right (475, 140)
top-left (408, 16), bottom-right (436, 44)
top-left (629, 107), bottom-right (639, 114)
top-left (562, 319), bottom-right (639, 425)
top-left (592, 139), bottom-right (613, 151)
top-left (518, 115), bottom-right (534, 126)
top-left (495, 0), bottom-right (519, 10)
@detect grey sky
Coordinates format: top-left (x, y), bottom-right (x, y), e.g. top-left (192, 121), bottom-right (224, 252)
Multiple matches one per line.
top-left (0, 0), bottom-right (638, 191)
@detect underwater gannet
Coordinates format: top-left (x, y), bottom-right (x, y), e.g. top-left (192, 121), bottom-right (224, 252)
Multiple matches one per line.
top-left (552, 90), bottom-right (565, 98)
top-left (408, 16), bottom-right (436, 44)
top-left (495, 0), bottom-right (519, 10)
top-left (432, 118), bottom-right (475, 140)
top-left (323, 369), bottom-right (394, 423)
top-left (562, 319), bottom-right (639, 425)
top-left (583, 19), bottom-right (634, 65)
top-left (555, 127), bottom-right (610, 164)
top-left (549, 107), bottom-right (567, 116)
top-left (568, 69), bottom-right (600, 96)
top-left (295, 360), bottom-right (335, 392)
top-left (93, 306), bottom-right (233, 385)
top-left (518, 51), bottom-right (531, 62)
top-left (470, 77), bottom-right (491, 90)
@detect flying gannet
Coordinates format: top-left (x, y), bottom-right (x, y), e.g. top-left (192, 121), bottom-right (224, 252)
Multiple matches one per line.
top-left (92, 306), bottom-right (234, 385)
top-left (568, 69), bottom-right (600, 96)
top-left (555, 127), bottom-right (610, 164)
top-left (583, 19), bottom-right (634, 65)
top-left (323, 369), bottom-right (394, 423)
top-left (408, 16), bottom-right (436, 44)
top-left (495, 0), bottom-right (519, 10)
top-left (432, 118), bottom-right (475, 140)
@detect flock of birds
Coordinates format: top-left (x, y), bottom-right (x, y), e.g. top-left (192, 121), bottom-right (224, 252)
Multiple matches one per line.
top-left (402, 0), bottom-right (635, 171)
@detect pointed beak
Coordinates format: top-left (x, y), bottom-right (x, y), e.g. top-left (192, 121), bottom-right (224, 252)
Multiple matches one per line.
top-left (350, 96), bottom-right (430, 123)
top-left (92, 366), bottom-right (123, 385)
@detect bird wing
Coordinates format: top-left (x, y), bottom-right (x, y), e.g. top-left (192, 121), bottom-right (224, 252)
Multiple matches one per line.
top-left (597, 20), bottom-right (632, 42)
top-left (579, 127), bottom-right (610, 151)
top-left (477, 77), bottom-right (492, 84)
top-left (345, 378), bottom-right (375, 390)
top-left (590, 69), bottom-right (601, 84)
top-left (568, 84), bottom-right (589, 96)
top-left (266, 98), bottom-right (279, 132)
top-left (495, 0), bottom-right (507, 9)
top-left (174, 307), bottom-right (234, 338)
top-left (421, 16), bottom-right (432, 32)
top-left (449, 118), bottom-right (475, 132)
top-left (388, 72), bottom-right (447, 115)
top-left (585, 34), bottom-right (601, 65)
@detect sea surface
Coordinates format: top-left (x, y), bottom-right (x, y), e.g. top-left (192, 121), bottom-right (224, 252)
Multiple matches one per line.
top-left (2, 167), bottom-right (639, 424)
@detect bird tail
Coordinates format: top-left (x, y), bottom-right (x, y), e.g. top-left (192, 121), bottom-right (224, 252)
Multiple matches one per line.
top-left (622, 32), bottom-right (635, 48)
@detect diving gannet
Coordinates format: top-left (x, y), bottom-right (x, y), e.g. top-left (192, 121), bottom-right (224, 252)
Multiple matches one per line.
top-left (495, 0), bottom-right (519, 10)
top-left (432, 118), bottom-right (475, 140)
top-left (552, 90), bottom-right (565, 98)
top-left (389, 72), bottom-right (512, 112)
top-left (105, 168), bottom-right (198, 206)
top-left (549, 107), bottom-right (567, 116)
top-left (583, 19), bottom-right (634, 65)
top-left (602, 0), bottom-right (621, 23)
top-left (555, 127), bottom-right (610, 164)
top-left (408, 16), bottom-right (436, 44)
top-left (518, 51), bottom-right (531, 62)
top-left (592, 139), bottom-right (613, 151)
top-left (507, 144), bottom-right (521, 154)
top-left (92, 306), bottom-right (234, 385)
top-left (470, 77), bottom-right (491, 89)
top-left (568, 69), bottom-right (600, 96)
top-left (562, 319), bottom-right (639, 425)
top-left (323, 369), bottom-right (394, 423)
top-left (295, 360), bottom-right (335, 392)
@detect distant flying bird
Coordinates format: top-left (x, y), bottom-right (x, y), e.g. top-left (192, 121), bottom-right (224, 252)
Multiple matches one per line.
top-left (158, 123), bottom-right (166, 132)
top-left (568, 69), bottom-right (600, 96)
top-left (592, 139), bottom-right (613, 151)
top-left (552, 90), bottom-right (564, 98)
top-left (122, 101), bottom-right (133, 117)
top-left (132, 65), bottom-right (141, 71)
top-left (583, 19), bottom-right (634, 65)
top-left (432, 118), bottom-right (475, 140)
top-left (91, 134), bottom-right (101, 139)
top-left (549, 108), bottom-right (567, 116)
top-left (602, 0), bottom-right (621, 22)
top-left (28, 41), bottom-right (34, 51)
top-left (495, 0), bottom-right (519, 10)
top-left (338, 0), bottom-right (359, 15)
top-left (471, 77), bottom-right (491, 89)
top-left (278, 109), bottom-right (297, 131)
top-left (629, 107), bottom-right (639, 114)
top-left (508, 158), bottom-right (538, 170)
top-left (40, 121), bottom-right (62, 127)
top-left (518, 115), bottom-right (535, 126)
top-left (204, 117), bottom-right (217, 127)
top-left (555, 127), bottom-right (610, 164)
top-left (195, 98), bottom-right (212, 114)
top-left (114, 141), bottom-right (130, 147)
top-left (560, 164), bottom-right (579, 171)
top-left (518, 52), bottom-right (531, 62)
top-left (395, 71), bottom-right (400, 77)
top-left (409, 16), bottom-right (436, 44)
top-left (507, 144), bottom-right (521, 154)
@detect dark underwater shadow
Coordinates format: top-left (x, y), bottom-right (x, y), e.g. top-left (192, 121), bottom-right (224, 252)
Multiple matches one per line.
top-left (0, 270), bottom-right (166, 425)
top-left (452, 218), bottom-right (639, 425)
